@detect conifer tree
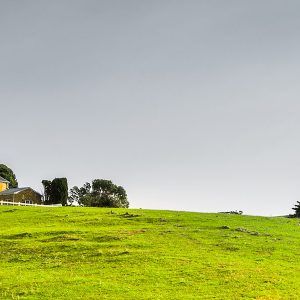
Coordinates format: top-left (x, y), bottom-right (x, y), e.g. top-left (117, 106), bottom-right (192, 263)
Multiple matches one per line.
top-left (50, 178), bottom-right (68, 206)
top-left (292, 201), bottom-right (300, 217)
top-left (42, 178), bottom-right (68, 206)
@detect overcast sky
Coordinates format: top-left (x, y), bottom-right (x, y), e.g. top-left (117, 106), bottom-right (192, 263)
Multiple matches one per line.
top-left (1, 0), bottom-right (300, 215)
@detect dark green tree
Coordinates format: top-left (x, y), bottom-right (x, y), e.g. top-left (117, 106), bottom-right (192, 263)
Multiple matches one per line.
top-left (69, 179), bottom-right (129, 208)
top-left (0, 164), bottom-right (18, 188)
top-left (42, 180), bottom-right (52, 204)
top-left (292, 201), bottom-right (300, 218)
top-left (42, 178), bottom-right (68, 206)
top-left (50, 178), bottom-right (68, 206)
top-left (90, 179), bottom-right (128, 207)
top-left (68, 182), bottom-right (91, 205)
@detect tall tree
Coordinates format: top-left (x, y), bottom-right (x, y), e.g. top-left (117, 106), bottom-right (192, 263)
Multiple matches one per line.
top-left (42, 180), bottom-right (52, 204)
top-left (292, 201), bottom-right (300, 218)
top-left (50, 178), bottom-right (68, 206)
top-left (42, 178), bottom-right (68, 206)
top-left (0, 164), bottom-right (18, 188)
top-left (68, 182), bottom-right (91, 205)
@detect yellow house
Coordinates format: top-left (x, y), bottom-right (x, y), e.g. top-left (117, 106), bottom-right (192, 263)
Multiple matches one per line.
top-left (0, 176), bottom-right (9, 192)
top-left (0, 176), bottom-right (42, 205)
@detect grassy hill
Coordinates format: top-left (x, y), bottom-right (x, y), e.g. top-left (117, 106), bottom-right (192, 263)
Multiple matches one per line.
top-left (0, 206), bottom-right (299, 299)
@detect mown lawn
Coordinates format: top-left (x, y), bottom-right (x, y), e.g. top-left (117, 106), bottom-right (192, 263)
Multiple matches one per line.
top-left (0, 206), bottom-right (299, 299)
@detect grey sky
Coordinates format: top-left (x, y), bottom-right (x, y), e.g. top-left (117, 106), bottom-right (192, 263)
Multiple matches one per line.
top-left (1, 0), bottom-right (300, 215)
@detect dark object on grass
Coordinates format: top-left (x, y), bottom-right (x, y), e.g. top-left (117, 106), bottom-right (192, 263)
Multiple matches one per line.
top-left (235, 227), bottom-right (260, 236)
top-left (3, 209), bottom-right (17, 213)
top-left (219, 210), bottom-right (243, 215)
top-left (119, 212), bottom-right (140, 218)
top-left (220, 225), bottom-right (230, 229)
top-left (235, 227), bottom-right (249, 233)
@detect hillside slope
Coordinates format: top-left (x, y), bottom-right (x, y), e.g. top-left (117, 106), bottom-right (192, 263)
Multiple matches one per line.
top-left (0, 206), bottom-right (299, 299)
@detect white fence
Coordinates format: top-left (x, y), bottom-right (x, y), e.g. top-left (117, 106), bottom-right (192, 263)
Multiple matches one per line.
top-left (0, 201), bottom-right (62, 207)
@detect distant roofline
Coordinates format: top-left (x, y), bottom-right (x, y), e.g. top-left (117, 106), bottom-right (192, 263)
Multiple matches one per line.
top-left (0, 187), bottom-right (42, 196)
top-left (0, 176), bottom-right (10, 183)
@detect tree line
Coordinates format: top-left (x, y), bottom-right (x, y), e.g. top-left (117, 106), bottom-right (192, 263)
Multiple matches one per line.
top-left (1, 163), bottom-right (300, 214)
top-left (42, 178), bottom-right (129, 208)
top-left (0, 164), bottom-right (128, 208)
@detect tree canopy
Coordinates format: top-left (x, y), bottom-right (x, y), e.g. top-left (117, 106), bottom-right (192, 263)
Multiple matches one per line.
top-left (0, 164), bottom-right (18, 188)
top-left (69, 179), bottom-right (129, 208)
top-left (42, 178), bottom-right (68, 206)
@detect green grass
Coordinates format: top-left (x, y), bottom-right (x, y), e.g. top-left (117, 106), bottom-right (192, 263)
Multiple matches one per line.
top-left (0, 206), bottom-right (299, 299)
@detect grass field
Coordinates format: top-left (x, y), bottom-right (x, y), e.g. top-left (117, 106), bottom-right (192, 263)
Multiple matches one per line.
top-left (0, 206), bottom-right (299, 299)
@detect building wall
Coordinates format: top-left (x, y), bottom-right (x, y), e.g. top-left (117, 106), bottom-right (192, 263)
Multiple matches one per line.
top-left (0, 182), bottom-right (8, 192)
top-left (0, 189), bottom-right (42, 204)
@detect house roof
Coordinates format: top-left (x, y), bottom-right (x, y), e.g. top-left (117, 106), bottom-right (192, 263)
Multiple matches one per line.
top-left (0, 187), bottom-right (41, 196)
top-left (0, 176), bottom-right (10, 183)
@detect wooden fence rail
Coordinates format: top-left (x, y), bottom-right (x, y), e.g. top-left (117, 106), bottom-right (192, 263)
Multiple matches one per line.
top-left (0, 201), bottom-right (62, 207)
